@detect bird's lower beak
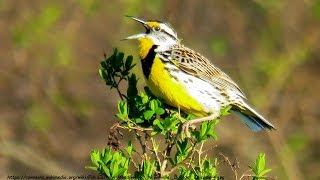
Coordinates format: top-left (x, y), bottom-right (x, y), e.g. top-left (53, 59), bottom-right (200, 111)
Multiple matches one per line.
top-left (124, 33), bottom-right (146, 40)
top-left (123, 16), bottom-right (148, 40)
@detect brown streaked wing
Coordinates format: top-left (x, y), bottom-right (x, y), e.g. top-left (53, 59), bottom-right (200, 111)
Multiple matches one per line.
top-left (166, 45), bottom-right (246, 99)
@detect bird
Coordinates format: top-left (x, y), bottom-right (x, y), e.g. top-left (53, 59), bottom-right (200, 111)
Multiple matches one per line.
top-left (124, 16), bottom-right (275, 136)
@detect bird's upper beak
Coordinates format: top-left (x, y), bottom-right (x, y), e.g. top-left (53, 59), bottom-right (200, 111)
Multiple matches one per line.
top-left (124, 16), bottom-right (149, 40)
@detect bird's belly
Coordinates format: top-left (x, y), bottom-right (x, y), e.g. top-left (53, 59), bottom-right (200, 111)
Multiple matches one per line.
top-left (146, 57), bottom-right (226, 116)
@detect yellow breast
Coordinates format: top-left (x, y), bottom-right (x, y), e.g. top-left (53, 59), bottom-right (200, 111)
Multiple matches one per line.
top-left (146, 56), bottom-right (205, 116)
top-left (137, 37), bottom-right (205, 116)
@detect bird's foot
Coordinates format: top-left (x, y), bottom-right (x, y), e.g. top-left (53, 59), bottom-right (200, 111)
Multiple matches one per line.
top-left (181, 113), bottom-right (219, 138)
top-left (182, 122), bottom-right (190, 138)
top-left (182, 122), bottom-right (196, 138)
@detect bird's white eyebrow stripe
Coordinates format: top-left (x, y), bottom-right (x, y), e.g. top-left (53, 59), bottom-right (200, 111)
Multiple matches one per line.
top-left (159, 23), bottom-right (177, 39)
top-left (160, 29), bottom-right (177, 40)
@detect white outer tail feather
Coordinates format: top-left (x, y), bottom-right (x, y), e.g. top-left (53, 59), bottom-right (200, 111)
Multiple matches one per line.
top-left (232, 102), bottom-right (275, 132)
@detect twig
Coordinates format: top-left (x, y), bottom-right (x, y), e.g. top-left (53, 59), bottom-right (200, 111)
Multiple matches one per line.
top-left (164, 133), bottom-right (175, 157)
top-left (160, 132), bottom-right (176, 175)
top-left (129, 155), bottom-right (139, 169)
top-left (112, 75), bottom-right (124, 101)
top-left (162, 141), bottom-right (197, 176)
top-left (187, 154), bottom-right (195, 169)
top-left (219, 153), bottom-right (239, 180)
top-left (135, 130), bottom-right (147, 160)
top-left (239, 174), bottom-right (276, 180)
top-left (198, 141), bottom-right (204, 171)
top-left (151, 138), bottom-right (162, 169)
top-left (109, 123), bottom-right (154, 171)
top-left (238, 169), bottom-right (252, 180)
top-left (115, 124), bottom-right (153, 131)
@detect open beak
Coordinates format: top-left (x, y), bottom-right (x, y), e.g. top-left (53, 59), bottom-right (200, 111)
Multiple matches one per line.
top-left (124, 16), bottom-right (148, 40)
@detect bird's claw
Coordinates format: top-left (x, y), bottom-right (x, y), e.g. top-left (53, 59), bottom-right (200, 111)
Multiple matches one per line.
top-left (182, 122), bottom-right (196, 138)
top-left (183, 123), bottom-right (190, 138)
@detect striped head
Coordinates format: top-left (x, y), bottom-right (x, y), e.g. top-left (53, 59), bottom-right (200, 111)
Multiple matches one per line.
top-left (125, 16), bottom-right (179, 57)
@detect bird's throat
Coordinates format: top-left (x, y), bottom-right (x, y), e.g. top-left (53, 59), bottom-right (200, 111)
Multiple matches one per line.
top-left (138, 37), bottom-right (154, 59)
top-left (139, 38), bottom-right (157, 79)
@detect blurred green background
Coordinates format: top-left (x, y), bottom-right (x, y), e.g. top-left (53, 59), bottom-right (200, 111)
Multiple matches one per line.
top-left (1, 0), bottom-right (319, 179)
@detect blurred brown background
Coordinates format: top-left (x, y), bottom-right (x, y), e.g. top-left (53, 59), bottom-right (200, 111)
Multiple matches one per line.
top-left (1, 0), bottom-right (319, 179)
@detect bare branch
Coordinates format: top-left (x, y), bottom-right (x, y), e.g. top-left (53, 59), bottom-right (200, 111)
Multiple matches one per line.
top-left (219, 152), bottom-right (240, 180)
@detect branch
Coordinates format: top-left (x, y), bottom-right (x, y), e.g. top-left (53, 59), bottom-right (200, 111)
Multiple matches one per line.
top-left (198, 141), bottom-right (204, 171)
top-left (114, 123), bottom-right (153, 131)
top-left (160, 132), bottom-right (177, 176)
top-left (150, 138), bottom-right (162, 169)
top-left (135, 130), bottom-right (147, 157)
top-left (162, 141), bottom-right (198, 177)
top-left (239, 174), bottom-right (276, 180)
top-left (219, 153), bottom-right (240, 180)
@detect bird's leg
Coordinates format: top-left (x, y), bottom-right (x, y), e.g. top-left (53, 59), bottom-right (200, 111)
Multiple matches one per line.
top-left (182, 112), bottom-right (220, 138)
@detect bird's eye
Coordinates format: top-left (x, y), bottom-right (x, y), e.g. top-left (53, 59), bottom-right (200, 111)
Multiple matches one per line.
top-left (153, 27), bottom-right (161, 32)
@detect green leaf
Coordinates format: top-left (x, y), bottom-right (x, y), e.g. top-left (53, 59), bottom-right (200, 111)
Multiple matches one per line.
top-left (125, 55), bottom-right (134, 70)
top-left (257, 153), bottom-right (266, 173)
top-left (114, 52), bottom-right (124, 70)
top-left (111, 161), bottom-right (119, 177)
top-left (153, 119), bottom-right (164, 131)
top-left (116, 113), bottom-right (126, 120)
top-left (90, 150), bottom-right (100, 167)
top-left (117, 52), bottom-right (124, 61)
top-left (125, 141), bottom-right (134, 156)
top-left (102, 150), bottom-right (112, 163)
top-left (113, 167), bottom-right (126, 177)
top-left (199, 122), bottom-right (208, 139)
top-left (100, 61), bottom-right (107, 69)
top-left (117, 101), bottom-right (128, 117)
top-left (143, 110), bottom-right (155, 120)
top-left (155, 108), bottom-right (165, 115)
top-left (260, 168), bottom-right (272, 176)
top-left (162, 116), bottom-right (173, 129)
top-left (220, 105), bottom-right (232, 116)
top-left (141, 94), bottom-right (149, 104)
top-left (121, 70), bottom-right (129, 77)
top-left (250, 153), bottom-right (272, 178)
top-left (99, 69), bottom-right (108, 80)
top-left (185, 114), bottom-right (195, 121)
top-left (127, 74), bottom-right (138, 97)
top-left (207, 121), bottom-right (218, 140)
top-left (177, 139), bottom-right (188, 153)
top-left (203, 160), bottom-right (210, 169)
top-left (151, 131), bottom-right (158, 136)
top-left (141, 159), bottom-right (155, 178)
top-left (135, 118), bottom-right (144, 124)
top-left (149, 99), bottom-right (158, 111)
top-left (101, 163), bottom-right (111, 177)
top-left (124, 158), bottom-right (130, 169)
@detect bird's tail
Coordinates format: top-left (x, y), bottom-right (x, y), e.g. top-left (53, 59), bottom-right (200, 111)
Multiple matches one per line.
top-left (232, 102), bottom-right (275, 132)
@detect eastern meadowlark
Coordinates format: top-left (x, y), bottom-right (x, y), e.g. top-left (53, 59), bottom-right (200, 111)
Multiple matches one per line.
top-left (125, 16), bottom-right (275, 135)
